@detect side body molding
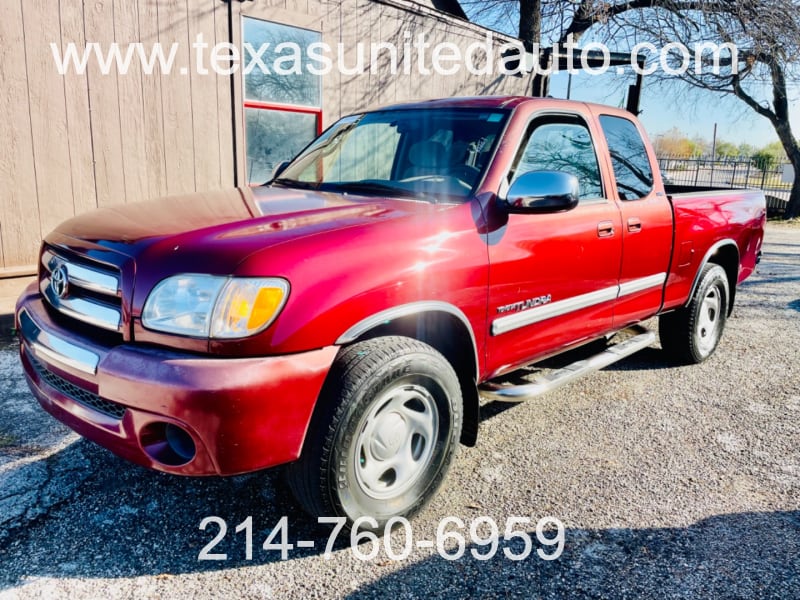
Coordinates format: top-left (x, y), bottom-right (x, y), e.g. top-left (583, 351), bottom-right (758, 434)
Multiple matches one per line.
top-left (491, 273), bottom-right (667, 336)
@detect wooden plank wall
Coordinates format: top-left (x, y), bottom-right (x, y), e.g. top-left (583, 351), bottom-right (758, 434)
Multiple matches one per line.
top-left (0, 0), bottom-right (532, 274)
top-left (0, 0), bottom-right (41, 274)
top-left (322, 0), bottom-right (535, 122)
top-left (0, 0), bottom-right (234, 275)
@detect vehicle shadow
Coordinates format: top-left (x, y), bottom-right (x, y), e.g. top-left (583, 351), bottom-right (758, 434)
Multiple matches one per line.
top-left (0, 439), bottom-right (352, 588)
top-left (601, 347), bottom-right (675, 372)
top-left (345, 509), bottom-right (800, 599)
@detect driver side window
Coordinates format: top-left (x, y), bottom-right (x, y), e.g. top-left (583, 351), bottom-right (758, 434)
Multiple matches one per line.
top-left (511, 118), bottom-right (604, 201)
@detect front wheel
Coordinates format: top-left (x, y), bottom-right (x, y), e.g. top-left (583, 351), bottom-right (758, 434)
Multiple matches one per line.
top-left (659, 263), bottom-right (730, 364)
top-left (286, 336), bottom-right (462, 530)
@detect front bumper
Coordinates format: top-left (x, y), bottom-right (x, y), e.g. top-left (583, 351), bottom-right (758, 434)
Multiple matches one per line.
top-left (16, 284), bottom-right (338, 475)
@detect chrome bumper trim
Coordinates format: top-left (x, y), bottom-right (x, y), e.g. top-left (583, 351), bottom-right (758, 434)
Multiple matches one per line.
top-left (19, 309), bottom-right (100, 375)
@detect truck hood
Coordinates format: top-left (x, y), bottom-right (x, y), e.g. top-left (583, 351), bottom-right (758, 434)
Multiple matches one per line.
top-left (43, 185), bottom-right (482, 354)
top-left (51, 186), bottom-right (415, 259)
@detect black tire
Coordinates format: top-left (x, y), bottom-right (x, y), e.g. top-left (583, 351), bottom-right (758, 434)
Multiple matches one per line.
top-left (286, 336), bottom-right (462, 530)
top-left (659, 263), bottom-right (730, 364)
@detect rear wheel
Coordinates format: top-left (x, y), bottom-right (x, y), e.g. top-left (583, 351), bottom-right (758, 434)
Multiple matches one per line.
top-left (286, 336), bottom-right (462, 530)
top-left (659, 263), bottom-right (730, 364)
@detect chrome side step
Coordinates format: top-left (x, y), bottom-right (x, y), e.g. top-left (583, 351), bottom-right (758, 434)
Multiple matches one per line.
top-left (479, 329), bottom-right (656, 403)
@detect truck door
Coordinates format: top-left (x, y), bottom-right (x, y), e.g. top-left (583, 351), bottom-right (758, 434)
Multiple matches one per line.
top-left (594, 113), bottom-right (674, 327)
top-left (485, 113), bottom-right (623, 376)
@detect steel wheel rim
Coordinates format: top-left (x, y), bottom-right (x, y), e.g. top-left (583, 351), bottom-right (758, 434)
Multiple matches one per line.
top-left (354, 383), bottom-right (439, 500)
top-left (696, 286), bottom-right (721, 354)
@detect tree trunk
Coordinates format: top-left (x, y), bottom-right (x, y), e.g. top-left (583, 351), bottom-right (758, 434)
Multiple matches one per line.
top-left (760, 59), bottom-right (800, 219)
top-left (518, 0), bottom-right (541, 51)
top-left (771, 120), bottom-right (800, 219)
top-left (518, 0), bottom-right (546, 96)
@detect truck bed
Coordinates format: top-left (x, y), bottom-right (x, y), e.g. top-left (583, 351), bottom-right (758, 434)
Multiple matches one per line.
top-left (662, 185), bottom-right (766, 312)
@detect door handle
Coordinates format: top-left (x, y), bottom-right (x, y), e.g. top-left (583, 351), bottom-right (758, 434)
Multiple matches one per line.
top-left (627, 217), bottom-right (642, 233)
top-left (597, 221), bottom-right (615, 238)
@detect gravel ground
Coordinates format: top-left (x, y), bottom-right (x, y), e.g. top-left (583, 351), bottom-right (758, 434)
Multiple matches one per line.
top-left (0, 223), bottom-right (798, 599)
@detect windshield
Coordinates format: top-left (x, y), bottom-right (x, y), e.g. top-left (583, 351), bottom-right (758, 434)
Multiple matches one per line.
top-left (274, 108), bottom-right (509, 202)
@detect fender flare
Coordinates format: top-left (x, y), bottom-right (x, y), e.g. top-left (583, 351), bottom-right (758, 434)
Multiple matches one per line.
top-left (335, 300), bottom-right (480, 378)
top-left (686, 239), bottom-right (739, 312)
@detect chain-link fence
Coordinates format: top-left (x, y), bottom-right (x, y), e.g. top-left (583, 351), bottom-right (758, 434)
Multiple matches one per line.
top-left (657, 154), bottom-right (794, 215)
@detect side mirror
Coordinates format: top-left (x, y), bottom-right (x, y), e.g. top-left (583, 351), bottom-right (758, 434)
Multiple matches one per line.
top-left (271, 160), bottom-right (291, 181)
top-left (502, 171), bottom-right (580, 214)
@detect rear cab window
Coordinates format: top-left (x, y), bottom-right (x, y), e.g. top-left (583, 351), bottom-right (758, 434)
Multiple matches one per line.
top-left (598, 115), bottom-right (654, 200)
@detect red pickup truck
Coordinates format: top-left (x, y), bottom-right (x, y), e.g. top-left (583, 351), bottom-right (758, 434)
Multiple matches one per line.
top-left (17, 97), bottom-right (765, 528)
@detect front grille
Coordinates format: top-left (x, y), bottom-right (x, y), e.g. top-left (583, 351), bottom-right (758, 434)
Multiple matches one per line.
top-left (28, 352), bottom-right (126, 420)
top-left (40, 246), bottom-right (123, 335)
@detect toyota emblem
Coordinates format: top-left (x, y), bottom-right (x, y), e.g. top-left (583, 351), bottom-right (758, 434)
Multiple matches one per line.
top-left (50, 264), bottom-right (70, 299)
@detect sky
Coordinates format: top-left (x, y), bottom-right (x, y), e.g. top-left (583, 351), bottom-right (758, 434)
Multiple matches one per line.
top-left (461, 3), bottom-right (800, 150)
top-left (547, 70), bottom-right (800, 149)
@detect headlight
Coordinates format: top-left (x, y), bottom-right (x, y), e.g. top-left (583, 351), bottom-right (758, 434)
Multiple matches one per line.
top-left (210, 277), bottom-right (289, 338)
top-left (142, 275), bottom-right (289, 338)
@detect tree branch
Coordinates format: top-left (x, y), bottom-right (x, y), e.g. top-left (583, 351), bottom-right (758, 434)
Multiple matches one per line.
top-left (557, 0), bottom-right (724, 44)
top-left (731, 72), bottom-right (778, 124)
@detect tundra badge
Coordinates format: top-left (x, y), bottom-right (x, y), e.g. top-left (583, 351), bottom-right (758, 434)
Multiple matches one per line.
top-left (497, 295), bottom-right (552, 314)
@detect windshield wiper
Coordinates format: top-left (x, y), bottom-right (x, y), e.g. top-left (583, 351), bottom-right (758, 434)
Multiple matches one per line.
top-left (326, 181), bottom-right (437, 203)
top-left (271, 178), bottom-right (318, 190)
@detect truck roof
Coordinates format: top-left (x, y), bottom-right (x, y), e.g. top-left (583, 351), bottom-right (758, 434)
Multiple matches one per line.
top-left (364, 96), bottom-right (635, 120)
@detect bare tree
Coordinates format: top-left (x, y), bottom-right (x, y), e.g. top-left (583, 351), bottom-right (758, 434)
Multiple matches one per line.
top-left (462, 0), bottom-right (800, 218)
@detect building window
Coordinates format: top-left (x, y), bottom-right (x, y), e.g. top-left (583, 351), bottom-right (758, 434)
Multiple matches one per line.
top-left (242, 18), bottom-right (323, 185)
